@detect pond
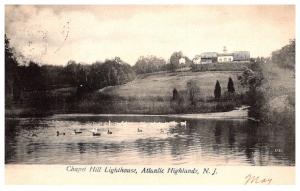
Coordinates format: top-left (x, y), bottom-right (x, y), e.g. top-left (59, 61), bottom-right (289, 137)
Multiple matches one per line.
top-left (5, 114), bottom-right (295, 165)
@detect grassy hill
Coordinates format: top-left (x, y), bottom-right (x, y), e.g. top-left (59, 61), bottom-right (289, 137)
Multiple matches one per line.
top-left (69, 70), bottom-right (246, 115)
top-left (100, 71), bottom-right (245, 100)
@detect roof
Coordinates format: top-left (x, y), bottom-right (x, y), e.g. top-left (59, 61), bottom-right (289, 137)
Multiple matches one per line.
top-left (233, 51), bottom-right (250, 54)
top-left (233, 51), bottom-right (250, 60)
top-left (200, 52), bottom-right (218, 58)
top-left (218, 53), bottom-right (233, 56)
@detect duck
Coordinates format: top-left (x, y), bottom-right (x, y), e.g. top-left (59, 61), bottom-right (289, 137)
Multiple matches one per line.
top-left (137, 128), bottom-right (143, 132)
top-left (74, 129), bottom-right (83, 134)
top-left (93, 132), bottom-right (101, 136)
top-left (56, 131), bottom-right (66, 136)
top-left (107, 129), bottom-right (112, 134)
top-left (169, 121), bottom-right (178, 127)
top-left (180, 121), bottom-right (187, 127)
top-left (91, 128), bottom-right (101, 136)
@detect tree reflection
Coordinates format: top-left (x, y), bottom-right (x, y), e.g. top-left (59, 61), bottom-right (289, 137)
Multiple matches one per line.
top-left (243, 124), bottom-right (258, 165)
top-left (228, 127), bottom-right (235, 148)
top-left (214, 121), bottom-right (222, 145)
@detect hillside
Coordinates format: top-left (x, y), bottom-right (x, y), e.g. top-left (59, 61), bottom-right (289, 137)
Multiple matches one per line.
top-left (6, 70), bottom-right (246, 116)
top-left (100, 71), bottom-right (245, 100)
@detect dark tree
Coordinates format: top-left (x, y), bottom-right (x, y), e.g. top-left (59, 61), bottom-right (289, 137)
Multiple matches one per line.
top-left (5, 35), bottom-right (20, 101)
top-left (170, 88), bottom-right (184, 113)
top-left (214, 80), bottom-right (221, 100)
top-left (238, 68), bottom-right (263, 92)
top-left (227, 77), bottom-right (235, 93)
top-left (25, 61), bottom-right (44, 90)
top-left (172, 88), bottom-right (179, 100)
top-left (238, 67), bottom-right (264, 118)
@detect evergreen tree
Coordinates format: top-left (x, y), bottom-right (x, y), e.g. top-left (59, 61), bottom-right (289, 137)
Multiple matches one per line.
top-left (172, 88), bottom-right (179, 100)
top-left (214, 80), bottom-right (221, 100)
top-left (227, 77), bottom-right (235, 93)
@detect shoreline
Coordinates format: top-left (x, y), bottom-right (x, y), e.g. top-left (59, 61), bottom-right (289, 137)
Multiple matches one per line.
top-left (6, 106), bottom-right (250, 120)
top-left (49, 106), bottom-right (250, 120)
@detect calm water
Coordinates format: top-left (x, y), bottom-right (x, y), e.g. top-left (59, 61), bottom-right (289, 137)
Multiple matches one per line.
top-left (5, 115), bottom-right (295, 165)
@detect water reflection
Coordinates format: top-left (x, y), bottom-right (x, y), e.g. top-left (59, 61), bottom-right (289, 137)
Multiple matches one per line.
top-left (5, 115), bottom-right (295, 165)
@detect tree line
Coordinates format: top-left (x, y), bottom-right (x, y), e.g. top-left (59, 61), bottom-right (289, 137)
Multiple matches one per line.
top-left (133, 51), bottom-right (193, 74)
top-left (5, 35), bottom-right (136, 102)
top-left (5, 33), bottom-right (195, 104)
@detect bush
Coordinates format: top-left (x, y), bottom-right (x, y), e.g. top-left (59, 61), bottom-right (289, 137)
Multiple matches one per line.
top-left (186, 80), bottom-right (200, 105)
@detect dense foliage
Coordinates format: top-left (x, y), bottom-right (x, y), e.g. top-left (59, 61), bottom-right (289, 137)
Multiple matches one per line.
top-left (63, 59), bottom-right (136, 91)
top-left (272, 39), bottom-right (295, 70)
top-left (133, 55), bottom-right (167, 74)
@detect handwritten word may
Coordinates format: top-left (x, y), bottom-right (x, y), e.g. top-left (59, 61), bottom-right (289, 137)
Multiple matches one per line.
top-left (244, 174), bottom-right (272, 185)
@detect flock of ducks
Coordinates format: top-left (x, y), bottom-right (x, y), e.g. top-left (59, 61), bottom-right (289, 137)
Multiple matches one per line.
top-left (54, 120), bottom-right (187, 137)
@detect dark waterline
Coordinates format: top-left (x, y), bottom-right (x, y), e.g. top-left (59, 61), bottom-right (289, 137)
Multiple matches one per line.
top-left (5, 115), bottom-right (295, 165)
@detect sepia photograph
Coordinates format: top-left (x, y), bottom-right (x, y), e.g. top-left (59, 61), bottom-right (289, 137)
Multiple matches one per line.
top-left (4, 4), bottom-right (296, 185)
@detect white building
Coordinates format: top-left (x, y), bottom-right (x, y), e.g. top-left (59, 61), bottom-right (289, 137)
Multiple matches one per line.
top-left (179, 57), bottom-right (186, 65)
top-left (217, 53), bottom-right (234, 63)
top-left (194, 46), bottom-right (250, 64)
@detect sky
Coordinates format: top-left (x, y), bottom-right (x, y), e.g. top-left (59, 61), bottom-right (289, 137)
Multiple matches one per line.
top-left (5, 5), bottom-right (295, 66)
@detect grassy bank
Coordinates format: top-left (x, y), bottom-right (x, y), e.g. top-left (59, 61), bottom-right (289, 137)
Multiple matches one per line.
top-left (101, 71), bottom-right (245, 98)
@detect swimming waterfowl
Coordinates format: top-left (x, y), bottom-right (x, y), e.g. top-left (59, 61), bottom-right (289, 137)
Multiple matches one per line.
top-left (93, 132), bottom-right (101, 136)
top-left (74, 129), bottom-right (83, 134)
top-left (137, 128), bottom-right (143, 132)
top-left (169, 121), bottom-right (178, 127)
top-left (107, 129), bottom-right (112, 134)
top-left (56, 131), bottom-right (65, 136)
top-left (92, 128), bottom-right (101, 136)
top-left (180, 121), bottom-right (187, 127)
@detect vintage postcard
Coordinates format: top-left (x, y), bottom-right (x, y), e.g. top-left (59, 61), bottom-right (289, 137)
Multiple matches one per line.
top-left (4, 4), bottom-right (295, 185)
